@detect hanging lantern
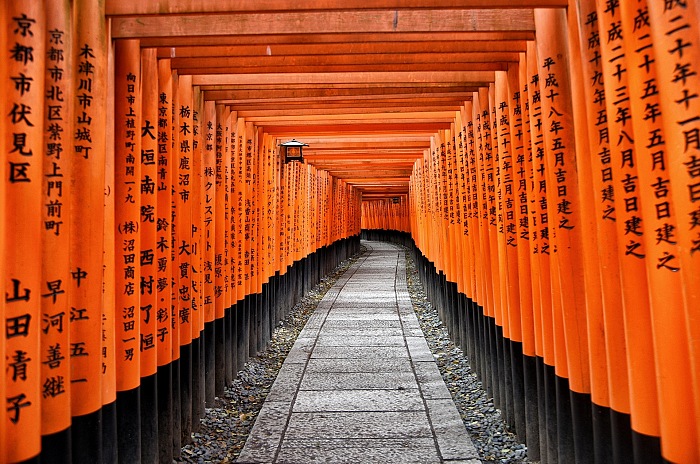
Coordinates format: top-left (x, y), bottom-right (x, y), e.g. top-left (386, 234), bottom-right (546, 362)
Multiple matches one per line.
top-left (280, 139), bottom-right (308, 163)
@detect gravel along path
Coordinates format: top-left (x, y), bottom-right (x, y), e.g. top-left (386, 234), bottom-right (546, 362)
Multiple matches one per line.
top-left (177, 244), bottom-right (531, 463)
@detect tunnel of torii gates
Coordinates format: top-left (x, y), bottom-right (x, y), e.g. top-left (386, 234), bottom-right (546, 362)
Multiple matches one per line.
top-left (2, 0), bottom-right (700, 463)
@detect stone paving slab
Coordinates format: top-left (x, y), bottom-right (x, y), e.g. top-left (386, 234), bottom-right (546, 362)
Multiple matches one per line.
top-left (236, 402), bottom-right (291, 463)
top-left (292, 388), bottom-right (424, 412)
top-left (299, 371), bottom-right (418, 390)
top-left (276, 438), bottom-right (441, 464)
top-left (325, 312), bottom-right (398, 320)
top-left (304, 357), bottom-right (413, 373)
top-left (283, 411), bottom-right (432, 439)
top-left (315, 334), bottom-right (406, 346)
top-left (265, 362), bottom-right (305, 402)
top-left (426, 399), bottom-right (480, 460)
top-left (237, 241), bottom-right (479, 463)
top-left (315, 327), bottom-right (404, 337)
top-left (413, 361), bottom-right (453, 400)
top-left (406, 336), bottom-right (437, 362)
top-left (310, 345), bottom-right (409, 359)
top-left (321, 319), bottom-right (402, 328)
top-left (329, 301), bottom-right (404, 309)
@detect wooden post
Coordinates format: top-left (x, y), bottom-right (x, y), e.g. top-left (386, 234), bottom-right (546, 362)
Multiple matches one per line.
top-left (646, 1), bottom-right (700, 461)
top-left (524, 38), bottom-right (558, 464)
top-left (70, 0), bottom-right (108, 460)
top-left (535, 8), bottom-right (595, 462)
top-left (114, 38), bottom-right (142, 463)
top-left (41, 1), bottom-right (72, 458)
top-left (614, 0), bottom-right (680, 459)
top-left (175, 74), bottom-right (194, 442)
top-left (224, 110), bottom-right (233, 384)
top-left (214, 103), bottom-right (230, 397)
top-left (515, 51), bottom-right (541, 460)
top-left (190, 87), bottom-right (204, 430)
top-left (0, 6), bottom-right (9, 460)
top-left (202, 99), bottom-right (216, 379)
top-left (156, 57), bottom-right (174, 463)
top-left (102, 20), bottom-right (118, 464)
top-left (566, 1), bottom-right (617, 461)
top-left (4, 2), bottom-right (45, 461)
top-left (139, 47), bottom-right (159, 464)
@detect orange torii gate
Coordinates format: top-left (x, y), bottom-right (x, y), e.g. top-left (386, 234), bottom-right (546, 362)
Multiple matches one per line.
top-left (3, 0), bottom-right (700, 463)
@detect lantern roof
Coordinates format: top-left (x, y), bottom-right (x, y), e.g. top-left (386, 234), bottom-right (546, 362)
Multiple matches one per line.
top-left (280, 139), bottom-right (309, 148)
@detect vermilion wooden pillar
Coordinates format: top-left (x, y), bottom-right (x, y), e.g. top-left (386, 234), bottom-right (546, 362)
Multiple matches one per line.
top-left (619, 0), bottom-right (679, 460)
top-left (102, 21), bottom-right (118, 464)
top-left (40, 1), bottom-right (72, 462)
top-left (223, 109), bottom-right (234, 385)
top-left (524, 39), bottom-right (557, 464)
top-left (114, 38), bottom-right (142, 464)
top-left (503, 65), bottom-right (528, 440)
top-left (535, 9), bottom-right (594, 462)
top-left (0, 5), bottom-right (8, 459)
top-left (568, 2), bottom-right (627, 461)
top-left (4, 2), bottom-right (45, 462)
top-left (647, 1), bottom-right (700, 461)
top-left (189, 87), bottom-right (204, 432)
top-left (213, 104), bottom-right (230, 398)
top-left (155, 58), bottom-right (175, 462)
top-left (71, 0), bottom-right (108, 461)
top-left (515, 53), bottom-right (541, 461)
top-left (565, 3), bottom-right (617, 462)
top-left (202, 99), bottom-right (216, 401)
top-left (176, 74), bottom-right (194, 444)
top-left (140, 47), bottom-right (159, 464)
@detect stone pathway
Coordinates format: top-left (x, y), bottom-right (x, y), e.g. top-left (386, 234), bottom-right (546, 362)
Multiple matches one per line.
top-left (237, 241), bottom-right (480, 464)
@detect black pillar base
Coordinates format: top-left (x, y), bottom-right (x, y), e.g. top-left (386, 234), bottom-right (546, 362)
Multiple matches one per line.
top-left (140, 372), bottom-right (158, 464)
top-left (40, 427), bottom-right (71, 464)
top-left (204, 321), bottom-right (216, 405)
top-left (179, 343), bottom-right (193, 445)
top-left (116, 387), bottom-right (141, 463)
top-left (157, 363), bottom-right (173, 463)
top-left (73, 407), bottom-right (102, 463)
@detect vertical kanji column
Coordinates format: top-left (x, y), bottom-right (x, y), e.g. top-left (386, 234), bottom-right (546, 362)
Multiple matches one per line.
top-left (515, 53), bottom-right (541, 460)
top-left (213, 104), bottom-right (229, 398)
top-left (202, 100), bottom-right (216, 400)
top-left (140, 47), bottom-right (159, 464)
top-left (525, 39), bottom-right (557, 464)
top-left (156, 59), bottom-right (175, 461)
top-left (233, 118), bottom-right (247, 366)
top-left (176, 75), bottom-right (194, 442)
top-left (223, 110), bottom-right (234, 384)
top-left (170, 70), bottom-right (182, 453)
top-left (504, 65), bottom-right (527, 440)
top-left (189, 88), bottom-right (204, 430)
top-left (535, 8), bottom-right (593, 462)
top-left (41, 0), bottom-right (72, 458)
top-left (244, 122), bottom-right (255, 352)
top-left (619, 0), bottom-right (682, 459)
top-left (5, 3), bottom-right (45, 462)
top-left (647, 1), bottom-right (700, 461)
top-left (594, 0), bottom-right (643, 452)
top-left (0, 7), bottom-right (6, 460)
top-left (71, 0), bottom-right (107, 460)
top-left (569, 2), bottom-right (627, 460)
top-left (114, 38), bottom-right (141, 464)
